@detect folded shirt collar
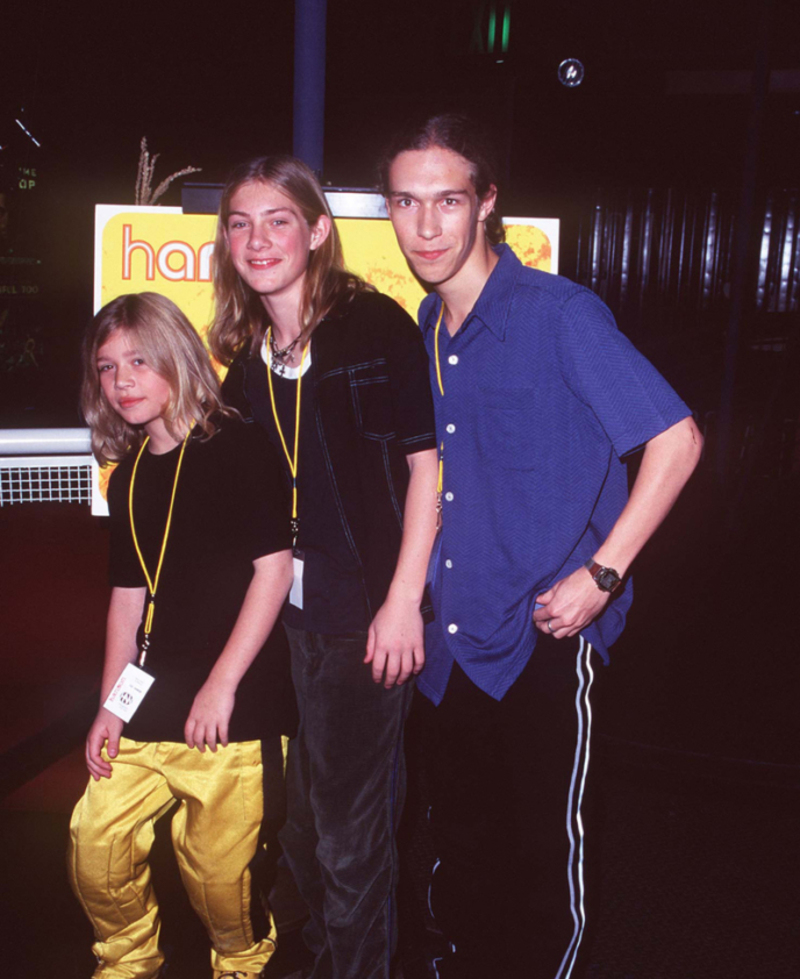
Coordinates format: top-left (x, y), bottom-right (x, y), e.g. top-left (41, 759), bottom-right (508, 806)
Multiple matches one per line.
top-left (420, 243), bottom-right (521, 341)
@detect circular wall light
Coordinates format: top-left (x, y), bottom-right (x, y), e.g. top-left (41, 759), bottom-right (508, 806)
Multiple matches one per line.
top-left (558, 58), bottom-right (585, 88)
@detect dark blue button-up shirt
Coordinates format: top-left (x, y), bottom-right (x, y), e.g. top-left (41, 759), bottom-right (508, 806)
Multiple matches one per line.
top-left (418, 245), bottom-right (691, 705)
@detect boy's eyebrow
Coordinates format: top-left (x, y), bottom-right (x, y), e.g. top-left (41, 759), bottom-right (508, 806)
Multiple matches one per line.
top-left (228, 206), bottom-right (295, 217)
top-left (387, 188), bottom-right (471, 198)
top-left (97, 347), bottom-right (141, 360)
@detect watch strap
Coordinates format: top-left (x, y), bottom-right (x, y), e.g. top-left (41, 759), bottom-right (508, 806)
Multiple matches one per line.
top-left (584, 559), bottom-right (622, 593)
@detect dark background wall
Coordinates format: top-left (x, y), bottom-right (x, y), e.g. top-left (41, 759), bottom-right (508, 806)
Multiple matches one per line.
top-left (2, 0), bottom-right (799, 426)
top-left (1, 9), bottom-right (797, 975)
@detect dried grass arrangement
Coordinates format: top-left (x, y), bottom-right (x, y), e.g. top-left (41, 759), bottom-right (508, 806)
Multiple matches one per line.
top-left (134, 137), bottom-right (201, 206)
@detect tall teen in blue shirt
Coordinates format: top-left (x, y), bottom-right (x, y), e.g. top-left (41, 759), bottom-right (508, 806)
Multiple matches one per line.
top-left (209, 156), bottom-right (438, 979)
top-left (382, 115), bottom-right (703, 979)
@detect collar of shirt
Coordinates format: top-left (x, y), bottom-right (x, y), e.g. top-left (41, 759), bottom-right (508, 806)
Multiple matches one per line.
top-left (419, 244), bottom-right (522, 342)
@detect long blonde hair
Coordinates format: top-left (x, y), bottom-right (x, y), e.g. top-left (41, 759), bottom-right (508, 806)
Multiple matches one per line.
top-left (208, 155), bottom-right (371, 366)
top-left (81, 292), bottom-right (233, 465)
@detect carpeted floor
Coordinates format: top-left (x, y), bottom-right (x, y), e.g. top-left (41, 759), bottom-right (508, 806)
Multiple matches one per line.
top-left (2, 472), bottom-right (798, 978)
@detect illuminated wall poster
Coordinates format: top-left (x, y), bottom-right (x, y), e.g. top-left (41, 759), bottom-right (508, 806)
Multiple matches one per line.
top-left (94, 202), bottom-right (558, 321)
top-left (92, 200), bottom-right (559, 512)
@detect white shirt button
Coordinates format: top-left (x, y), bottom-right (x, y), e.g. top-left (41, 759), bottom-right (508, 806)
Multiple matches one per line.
top-left (444, 491), bottom-right (454, 502)
top-left (446, 424), bottom-right (456, 434)
top-left (445, 559), bottom-right (453, 569)
top-left (448, 623), bottom-right (458, 634)
top-left (448, 355), bottom-right (459, 365)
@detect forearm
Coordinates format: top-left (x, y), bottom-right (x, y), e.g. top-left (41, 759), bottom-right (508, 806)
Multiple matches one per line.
top-left (99, 586), bottom-right (146, 701)
top-left (593, 415), bottom-right (703, 575)
top-left (204, 549), bottom-right (293, 692)
top-left (365, 448), bottom-right (438, 684)
top-left (534, 416), bottom-right (702, 637)
top-left (385, 448), bottom-right (439, 606)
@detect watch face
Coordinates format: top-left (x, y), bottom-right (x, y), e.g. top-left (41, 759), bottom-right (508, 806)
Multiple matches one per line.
top-left (597, 568), bottom-right (620, 592)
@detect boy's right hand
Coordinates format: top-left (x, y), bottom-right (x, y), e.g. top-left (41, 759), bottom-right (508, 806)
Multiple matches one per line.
top-left (184, 678), bottom-right (236, 752)
top-left (86, 708), bottom-right (125, 781)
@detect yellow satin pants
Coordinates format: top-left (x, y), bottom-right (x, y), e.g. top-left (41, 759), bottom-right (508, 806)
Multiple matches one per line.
top-left (67, 738), bottom-right (276, 978)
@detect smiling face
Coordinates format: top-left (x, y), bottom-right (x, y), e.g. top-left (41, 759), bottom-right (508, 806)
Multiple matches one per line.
top-left (386, 146), bottom-right (497, 291)
top-left (224, 180), bottom-right (330, 314)
top-left (96, 329), bottom-right (175, 448)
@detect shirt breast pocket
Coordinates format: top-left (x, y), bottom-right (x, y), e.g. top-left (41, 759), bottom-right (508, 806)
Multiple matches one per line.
top-left (476, 385), bottom-right (538, 471)
top-left (348, 360), bottom-right (394, 441)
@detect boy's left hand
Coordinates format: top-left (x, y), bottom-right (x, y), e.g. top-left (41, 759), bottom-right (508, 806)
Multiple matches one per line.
top-left (184, 679), bottom-right (236, 752)
top-left (533, 566), bottom-right (610, 638)
top-left (366, 594), bottom-right (425, 688)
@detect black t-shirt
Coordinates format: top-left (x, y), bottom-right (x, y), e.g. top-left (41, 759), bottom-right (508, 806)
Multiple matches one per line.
top-left (107, 417), bottom-right (297, 743)
top-left (221, 289), bottom-right (438, 623)
top-left (243, 346), bottom-right (369, 634)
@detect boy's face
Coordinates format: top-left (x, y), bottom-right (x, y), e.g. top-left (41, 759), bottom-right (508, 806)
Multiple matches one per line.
top-left (224, 180), bottom-right (329, 310)
top-left (96, 330), bottom-right (172, 436)
top-left (385, 146), bottom-right (496, 291)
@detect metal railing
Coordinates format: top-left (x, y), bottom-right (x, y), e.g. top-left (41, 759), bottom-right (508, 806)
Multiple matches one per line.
top-left (0, 429), bottom-right (94, 507)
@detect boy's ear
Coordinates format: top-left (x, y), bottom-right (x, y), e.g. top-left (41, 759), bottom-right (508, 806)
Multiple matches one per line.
top-left (310, 215), bottom-right (332, 251)
top-left (478, 184), bottom-right (498, 223)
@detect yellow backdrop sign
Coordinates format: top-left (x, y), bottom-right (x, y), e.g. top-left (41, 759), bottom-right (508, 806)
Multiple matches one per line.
top-left (92, 201), bottom-right (558, 513)
top-left (94, 203), bottom-right (558, 328)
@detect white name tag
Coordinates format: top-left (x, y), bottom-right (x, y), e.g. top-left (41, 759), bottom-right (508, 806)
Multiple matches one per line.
top-left (290, 552), bottom-right (304, 609)
top-left (103, 662), bottom-right (155, 722)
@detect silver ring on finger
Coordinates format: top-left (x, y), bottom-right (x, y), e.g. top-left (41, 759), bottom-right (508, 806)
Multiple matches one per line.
top-left (548, 619), bottom-right (556, 633)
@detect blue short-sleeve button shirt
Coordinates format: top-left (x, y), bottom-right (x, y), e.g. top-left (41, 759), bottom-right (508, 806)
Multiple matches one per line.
top-left (418, 245), bottom-right (692, 705)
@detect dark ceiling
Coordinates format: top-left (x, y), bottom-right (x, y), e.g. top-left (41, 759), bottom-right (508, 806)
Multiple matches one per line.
top-left (3, 0), bottom-right (799, 202)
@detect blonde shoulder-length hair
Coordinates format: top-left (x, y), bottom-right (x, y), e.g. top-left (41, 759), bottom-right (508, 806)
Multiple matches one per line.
top-left (81, 292), bottom-right (234, 466)
top-left (208, 155), bottom-right (371, 366)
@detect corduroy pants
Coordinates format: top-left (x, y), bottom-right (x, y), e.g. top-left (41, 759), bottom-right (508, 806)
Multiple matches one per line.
top-left (280, 627), bottom-right (413, 979)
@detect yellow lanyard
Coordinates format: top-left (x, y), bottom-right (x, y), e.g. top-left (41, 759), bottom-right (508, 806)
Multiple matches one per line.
top-left (266, 327), bottom-right (308, 546)
top-left (433, 301), bottom-right (446, 398)
top-left (433, 303), bottom-right (446, 499)
top-left (128, 429), bottom-right (190, 666)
